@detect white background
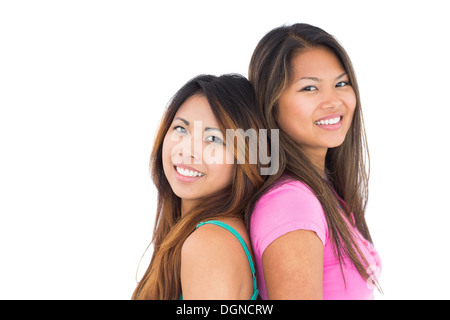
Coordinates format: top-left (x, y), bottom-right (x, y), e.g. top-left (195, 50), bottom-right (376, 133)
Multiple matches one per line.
top-left (1, 0), bottom-right (449, 299)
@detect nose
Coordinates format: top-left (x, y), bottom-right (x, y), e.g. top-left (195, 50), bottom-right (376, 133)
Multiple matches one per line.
top-left (177, 148), bottom-right (200, 161)
top-left (173, 133), bottom-right (201, 163)
top-left (320, 89), bottom-right (343, 110)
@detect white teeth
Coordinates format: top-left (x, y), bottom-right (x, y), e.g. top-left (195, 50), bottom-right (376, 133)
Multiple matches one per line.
top-left (315, 116), bottom-right (341, 125)
top-left (176, 166), bottom-right (204, 177)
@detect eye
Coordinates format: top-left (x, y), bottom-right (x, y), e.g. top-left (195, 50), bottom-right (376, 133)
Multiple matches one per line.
top-left (173, 125), bottom-right (187, 134)
top-left (300, 86), bottom-right (318, 92)
top-left (336, 81), bottom-right (350, 88)
top-left (205, 135), bottom-right (224, 145)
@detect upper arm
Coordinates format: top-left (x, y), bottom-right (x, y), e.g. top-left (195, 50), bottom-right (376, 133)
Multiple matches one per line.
top-left (251, 181), bottom-right (328, 299)
top-left (251, 182), bottom-right (328, 259)
top-left (180, 225), bottom-right (250, 300)
top-left (262, 229), bottom-right (324, 299)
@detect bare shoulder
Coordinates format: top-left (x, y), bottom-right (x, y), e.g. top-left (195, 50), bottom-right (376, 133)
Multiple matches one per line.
top-left (182, 218), bottom-right (250, 263)
top-left (180, 218), bottom-right (253, 299)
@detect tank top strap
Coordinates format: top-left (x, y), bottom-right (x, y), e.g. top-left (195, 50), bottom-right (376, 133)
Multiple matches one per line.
top-left (196, 220), bottom-right (259, 300)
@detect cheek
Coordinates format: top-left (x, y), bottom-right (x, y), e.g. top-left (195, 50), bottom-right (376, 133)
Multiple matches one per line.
top-left (208, 163), bottom-right (234, 189)
top-left (344, 90), bottom-right (357, 113)
top-left (277, 98), bottom-right (312, 137)
top-left (162, 130), bottom-right (187, 165)
top-left (344, 92), bottom-right (357, 124)
top-left (162, 134), bottom-right (174, 173)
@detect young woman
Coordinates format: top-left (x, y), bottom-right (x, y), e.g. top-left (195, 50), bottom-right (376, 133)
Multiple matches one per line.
top-left (132, 74), bottom-right (263, 300)
top-left (247, 23), bottom-right (382, 299)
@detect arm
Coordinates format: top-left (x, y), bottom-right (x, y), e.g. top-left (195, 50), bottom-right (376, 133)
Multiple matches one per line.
top-left (180, 224), bottom-right (252, 300)
top-left (262, 229), bottom-right (324, 299)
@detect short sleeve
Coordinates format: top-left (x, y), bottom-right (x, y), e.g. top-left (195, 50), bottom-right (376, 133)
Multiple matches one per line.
top-left (250, 180), bottom-right (328, 258)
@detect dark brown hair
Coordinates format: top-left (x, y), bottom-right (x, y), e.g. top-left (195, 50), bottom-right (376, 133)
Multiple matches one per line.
top-left (132, 74), bottom-right (264, 299)
top-left (248, 23), bottom-right (377, 286)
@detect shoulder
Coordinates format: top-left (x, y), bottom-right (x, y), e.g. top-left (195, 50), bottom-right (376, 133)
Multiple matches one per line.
top-left (182, 218), bottom-right (250, 257)
top-left (255, 178), bottom-right (320, 211)
top-left (181, 218), bottom-right (252, 299)
top-left (250, 178), bottom-right (328, 257)
top-left (182, 223), bottom-right (225, 264)
top-left (252, 178), bottom-right (325, 225)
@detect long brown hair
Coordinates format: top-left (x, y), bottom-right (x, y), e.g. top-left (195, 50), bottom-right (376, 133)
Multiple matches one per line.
top-left (248, 23), bottom-right (376, 285)
top-left (132, 74), bottom-right (264, 299)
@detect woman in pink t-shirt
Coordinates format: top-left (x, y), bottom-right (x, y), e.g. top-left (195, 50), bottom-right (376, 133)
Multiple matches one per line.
top-left (247, 23), bottom-right (382, 299)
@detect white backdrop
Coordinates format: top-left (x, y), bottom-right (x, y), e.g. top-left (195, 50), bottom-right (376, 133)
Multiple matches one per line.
top-left (1, 0), bottom-right (449, 299)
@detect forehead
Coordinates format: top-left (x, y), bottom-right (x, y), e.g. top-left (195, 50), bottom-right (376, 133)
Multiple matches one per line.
top-left (174, 94), bottom-right (219, 126)
top-left (291, 47), bottom-right (345, 78)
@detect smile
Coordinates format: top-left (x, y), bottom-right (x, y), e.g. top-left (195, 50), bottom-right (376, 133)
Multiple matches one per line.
top-left (314, 116), bottom-right (342, 126)
top-left (175, 166), bottom-right (205, 177)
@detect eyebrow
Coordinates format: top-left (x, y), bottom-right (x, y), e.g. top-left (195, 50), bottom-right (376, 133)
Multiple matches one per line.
top-left (174, 117), bottom-right (221, 132)
top-left (174, 117), bottom-right (189, 126)
top-left (296, 72), bottom-right (347, 83)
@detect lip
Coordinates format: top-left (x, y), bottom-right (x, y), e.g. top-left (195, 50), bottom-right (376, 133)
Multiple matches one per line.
top-left (314, 113), bottom-right (343, 131)
top-left (173, 164), bottom-right (205, 182)
top-left (315, 113), bottom-right (343, 122)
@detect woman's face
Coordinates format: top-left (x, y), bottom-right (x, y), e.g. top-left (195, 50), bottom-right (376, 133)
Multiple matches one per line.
top-left (162, 94), bottom-right (235, 214)
top-left (277, 47), bottom-right (356, 162)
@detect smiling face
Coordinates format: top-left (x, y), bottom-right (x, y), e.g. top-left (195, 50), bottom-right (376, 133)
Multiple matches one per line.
top-left (277, 46), bottom-right (356, 167)
top-left (162, 94), bottom-right (235, 214)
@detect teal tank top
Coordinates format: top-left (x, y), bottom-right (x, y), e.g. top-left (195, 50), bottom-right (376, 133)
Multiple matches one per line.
top-left (180, 220), bottom-right (259, 300)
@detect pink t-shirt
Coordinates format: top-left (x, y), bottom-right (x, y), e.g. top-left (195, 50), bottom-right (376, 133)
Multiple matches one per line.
top-left (250, 178), bottom-right (381, 300)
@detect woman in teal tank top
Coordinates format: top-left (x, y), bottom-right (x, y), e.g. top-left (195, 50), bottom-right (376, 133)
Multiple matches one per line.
top-left (132, 74), bottom-right (267, 300)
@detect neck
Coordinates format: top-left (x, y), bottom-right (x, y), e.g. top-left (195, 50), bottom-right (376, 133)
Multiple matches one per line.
top-left (304, 148), bottom-right (327, 177)
top-left (181, 199), bottom-right (194, 217)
